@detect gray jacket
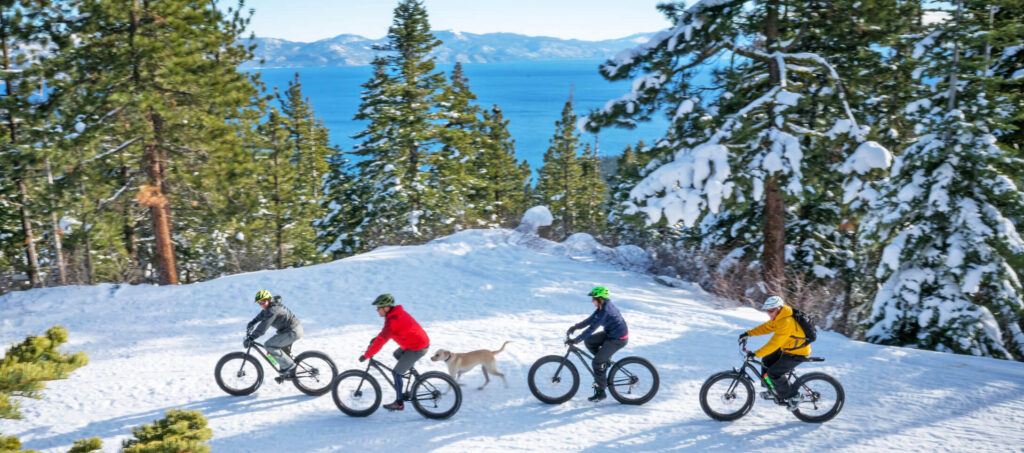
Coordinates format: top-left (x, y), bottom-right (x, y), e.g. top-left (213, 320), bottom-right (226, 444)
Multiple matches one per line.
top-left (248, 300), bottom-right (300, 338)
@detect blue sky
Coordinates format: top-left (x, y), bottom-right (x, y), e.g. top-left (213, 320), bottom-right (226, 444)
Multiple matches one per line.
top-left (235, 0), bottom-right (672, 42)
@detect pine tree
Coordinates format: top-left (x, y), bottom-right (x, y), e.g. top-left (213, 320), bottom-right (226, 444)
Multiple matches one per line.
top-left (280, 74), bottom-right (332, 266)
top-left (427, 62), bottom-right (482, 233)
top-left (0, 0), bottom-right (73, 289)
top-left (584, 0), bottom-right (892, 295)
top-left (575, 143), bottom-right (608, 235)
top-left (862, 0), bottom-right (1024, 360)
top-left (121, 409), bottom-right (212, 453)
top-left (472, 105), bottom-right (530, 227)
top-left (66, 0), bottom-right (259, 284)
top-left (1, 326), bottom-right (88, 420)
top-left (536, 98), bottom-right (584, 239)
top-left (324, 0), bottom-right (446, 253)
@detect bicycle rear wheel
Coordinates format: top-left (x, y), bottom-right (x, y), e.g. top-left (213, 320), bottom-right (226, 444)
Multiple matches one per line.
top-left (215, 352), bottom-right (263, 396)
top-left (527, 355), bottom-right (580, 404)
top-left (791, 372), bottom-right (845, 423)
top-left (291, 351), bottom-right (338, 396)
top-left (332, 370), bottom-right (381, 417)
top-left (699, 371), bottom-right (754, 421)
top-left (607, 356), bottom-right (659, 405)
top-left (411, 371), bottom-right (462, 419)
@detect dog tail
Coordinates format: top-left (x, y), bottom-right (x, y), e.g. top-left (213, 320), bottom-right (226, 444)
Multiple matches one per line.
top-left (492, 341), bottom-right (511, 355)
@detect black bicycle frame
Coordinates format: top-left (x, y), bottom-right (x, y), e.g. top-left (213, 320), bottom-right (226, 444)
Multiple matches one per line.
top-left (554, 338), bottom-right (617, 380)
top-left (350, 358), bottom-right (421, 399)
top-left (244, 341), bottom-right (289, 372)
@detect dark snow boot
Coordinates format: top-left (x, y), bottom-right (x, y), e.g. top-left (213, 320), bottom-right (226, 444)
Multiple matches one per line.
top-left (383, 400), bottom-right (405, 411)
top-left (588, 388), bottom-right (607, 402)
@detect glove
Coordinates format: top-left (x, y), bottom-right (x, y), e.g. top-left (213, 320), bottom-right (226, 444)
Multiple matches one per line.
top-left (358, 355), bottom-right (367, 362)
top-left (746, 351), bottom-right (757, 360)
top-left (564, 338), bottom-right (577, 346)
top-left (566, 326), bottom-right (578, 336)
top-left (738, 332), bottom-right (749, 343)
top-left (243, 337), bottom-right (253, 348)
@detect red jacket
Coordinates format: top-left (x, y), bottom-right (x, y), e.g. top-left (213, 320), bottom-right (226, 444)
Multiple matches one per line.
top-left (364, 305), bottom-right (429, 358)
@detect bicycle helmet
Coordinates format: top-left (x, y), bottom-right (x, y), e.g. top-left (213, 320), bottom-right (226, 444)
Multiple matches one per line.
top-left (372, 293), bottom-right (395, 307)
top-left (588, 286), bottom-right (610, 299)
top-left (254, 289), bottom-right (272, 303)
top-left (762, 295), bottom-right (784, 310)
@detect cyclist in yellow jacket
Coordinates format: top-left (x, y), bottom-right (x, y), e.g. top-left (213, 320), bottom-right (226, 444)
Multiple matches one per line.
top-left (738, 295), bottom-right (810, 410)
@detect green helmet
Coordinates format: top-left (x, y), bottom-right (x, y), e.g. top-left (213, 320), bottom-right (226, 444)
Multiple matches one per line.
top-left (372, 293), bottom-right (395, 307)
top-left (254, 289), bottom-right (272, 303)
top-left (588, 286), bottom-right (610, 299)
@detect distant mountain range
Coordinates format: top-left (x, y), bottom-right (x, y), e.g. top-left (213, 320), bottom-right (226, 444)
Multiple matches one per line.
top-left (241, 30), bottom-right (655, 68)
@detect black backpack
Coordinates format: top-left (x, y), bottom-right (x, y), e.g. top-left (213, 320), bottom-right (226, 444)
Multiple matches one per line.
top-left (789, 308), bottom-right (817, 348)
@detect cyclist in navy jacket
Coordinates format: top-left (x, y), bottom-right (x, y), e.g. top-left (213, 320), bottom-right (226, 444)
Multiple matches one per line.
top-left (567, 286), bottom-right (629, 402)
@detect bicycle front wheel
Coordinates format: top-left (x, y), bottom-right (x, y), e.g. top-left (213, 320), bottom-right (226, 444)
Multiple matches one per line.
top-left (331, 370), bottom-right (381, 417)
top-left (527, 355), bottom-right (579, 404)
top-left (215, 352), bottom-right (263, 396)
top-left (411, 371), bottom-right (462, 419)
top-left (291, 351), bottom-right (338, 396)
top-left (607, 356), bottom-right (659, 405)
top-left (791, 372), bottom-right (845, 423)
top-left (699, 371), bottom-right (754, 421)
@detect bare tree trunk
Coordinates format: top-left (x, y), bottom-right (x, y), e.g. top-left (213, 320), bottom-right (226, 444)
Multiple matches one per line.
top-left (2, 16), bottom-right (42, 288)
top-left (144, 108), bottom-right (178, 285)
top-left (273, 133), bottom-right (285, 269)
top-left (45, 158), bottom-right (68, 285)
top-left (762, 0), bottom-right (786, 295)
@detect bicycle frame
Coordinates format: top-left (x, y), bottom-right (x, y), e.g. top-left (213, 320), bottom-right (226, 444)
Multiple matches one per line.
top-left (735, 340), bottom-right (803, 401)
top-left (357, 358), bottom-right (421, 398)
top-left (555, 336), bottom-right (618, 380)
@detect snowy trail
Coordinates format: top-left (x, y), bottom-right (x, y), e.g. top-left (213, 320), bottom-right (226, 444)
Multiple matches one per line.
top-left (2, 229), bottom-right (1023, 452)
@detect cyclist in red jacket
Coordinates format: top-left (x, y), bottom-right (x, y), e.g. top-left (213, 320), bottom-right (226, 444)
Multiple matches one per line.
top-left (359, 294), bottom-right (430, 411)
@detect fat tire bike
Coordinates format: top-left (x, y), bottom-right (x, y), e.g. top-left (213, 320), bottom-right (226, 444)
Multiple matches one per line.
top-left (331, 357), bottom-right (462, 419)
top-left (698, 339), bottom-right (845, 423)
top-left (527, 334), bottom-right (659, 405)
top-left (215, 327), bottom-right (338, 396)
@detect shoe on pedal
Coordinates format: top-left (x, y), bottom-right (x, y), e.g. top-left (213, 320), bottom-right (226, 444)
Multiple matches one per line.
top-left (383, 401), bottom-right (405, 411)
top-left (588, 388), bottom-right (607, 402)
top-left (785, 395), bottom-right (802, 411)
top-left (279, 365), bottom-right (297, 379)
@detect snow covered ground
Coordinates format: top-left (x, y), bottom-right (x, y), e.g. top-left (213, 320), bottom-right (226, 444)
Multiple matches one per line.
top-left (2, 228), bottom-right (1023, 452)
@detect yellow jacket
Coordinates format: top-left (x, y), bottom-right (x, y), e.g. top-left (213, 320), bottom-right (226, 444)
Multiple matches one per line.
top-left (746, 305), bottom-right (811, 357)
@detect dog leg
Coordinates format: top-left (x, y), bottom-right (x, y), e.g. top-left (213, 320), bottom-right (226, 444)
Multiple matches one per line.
top-left (486, 361), bottom-right (508, 388)
top-left (478, 367), bottom-right (490, 390)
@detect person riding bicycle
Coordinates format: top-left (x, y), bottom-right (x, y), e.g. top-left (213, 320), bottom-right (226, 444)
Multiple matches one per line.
top-left (566, 286), bottom-right (628, 403)
top-left (245, 289), bottom-right (303, 379)
top-left (738, 295), bottom-right (810, 410)
top-left (359, 294), bottom-right (430, 412)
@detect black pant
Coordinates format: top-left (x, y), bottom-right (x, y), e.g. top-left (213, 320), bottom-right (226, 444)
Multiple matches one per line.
top-left (761, 349), bottom-right (804, 399)
top-left (584, 331), bottom-right (627, 391)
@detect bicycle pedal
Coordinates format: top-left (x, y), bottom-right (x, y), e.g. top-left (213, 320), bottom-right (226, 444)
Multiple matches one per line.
top-left (274, 376), bottom-right (284, 384)
top-left (759, 391), bottom-right (773, 400)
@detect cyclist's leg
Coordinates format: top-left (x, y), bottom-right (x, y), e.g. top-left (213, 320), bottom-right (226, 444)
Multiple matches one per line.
top-left (760, 349), bottom-right (782, 383)
top-left (392, 347), bottom-right (428, 400)
top-left (265, 329), bottom-right (300, 370)
top-left (592, 337), bottom-right (627, 391)
top-left (584, 331), bottom-right (606, 355)
top-left (766, 353), bottom-right (803, 399)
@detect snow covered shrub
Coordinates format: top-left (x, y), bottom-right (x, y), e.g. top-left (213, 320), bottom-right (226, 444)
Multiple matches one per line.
top-left (121, 409), bottom-right (212, 453)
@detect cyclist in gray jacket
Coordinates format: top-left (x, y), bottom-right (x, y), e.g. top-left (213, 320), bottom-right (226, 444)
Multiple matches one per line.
top-left (245, 289), bottom-right (303, 378)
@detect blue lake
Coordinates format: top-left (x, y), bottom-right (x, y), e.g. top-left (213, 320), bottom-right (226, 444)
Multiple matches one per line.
top-left (254, 60), bottom-right (671, 169)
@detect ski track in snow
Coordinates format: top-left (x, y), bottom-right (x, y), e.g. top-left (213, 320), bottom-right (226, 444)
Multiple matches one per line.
top-left (1, 229), bottom-right (1023, 452)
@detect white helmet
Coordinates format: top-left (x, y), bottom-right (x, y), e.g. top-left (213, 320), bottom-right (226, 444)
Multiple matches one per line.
top-left (762, 295), bottom-right (784, 310)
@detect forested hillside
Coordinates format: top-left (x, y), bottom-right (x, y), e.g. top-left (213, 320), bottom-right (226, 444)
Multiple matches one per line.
top-left (1, 0), bottom-right (1022, 361)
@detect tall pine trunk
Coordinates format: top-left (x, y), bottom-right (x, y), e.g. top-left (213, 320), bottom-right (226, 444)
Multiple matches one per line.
top-left (761, 0), bottom-right (786, 295)
top-left (144, 108), bottom-right (178, 285)
top-left (1, 17), bottom-right (42, 288)
top-left (46, 158), bottom-right (67, 285)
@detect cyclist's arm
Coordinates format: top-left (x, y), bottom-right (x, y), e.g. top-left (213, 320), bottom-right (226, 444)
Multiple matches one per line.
top-left (364, 322), bottom-right (393, 358)
top-left (573, 309), bottom-right (607, 343)
top-left (754, 318), bottom-right (795, 357)
top-left (250, 309), bottom-right (280, 339)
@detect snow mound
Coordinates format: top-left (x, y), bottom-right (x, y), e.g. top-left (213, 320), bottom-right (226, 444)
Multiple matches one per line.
top-left (514, 205), bottom-right (553, 235)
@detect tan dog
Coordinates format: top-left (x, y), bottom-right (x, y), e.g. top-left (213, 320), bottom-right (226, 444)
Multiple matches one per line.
top-left (430, 341), bottom-right (510, 390)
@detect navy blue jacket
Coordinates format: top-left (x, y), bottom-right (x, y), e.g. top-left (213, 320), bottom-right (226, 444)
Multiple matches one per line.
top-left (573, 299), bottom-right (628, 343)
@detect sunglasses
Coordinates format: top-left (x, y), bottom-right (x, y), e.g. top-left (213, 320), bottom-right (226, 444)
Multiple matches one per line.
top-left (257, 298), bottom-right (271, 304)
